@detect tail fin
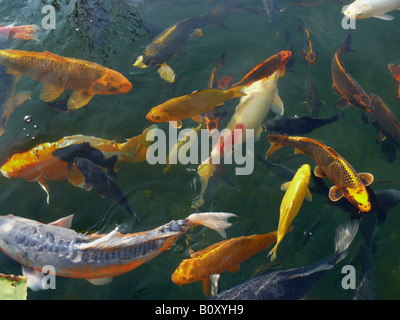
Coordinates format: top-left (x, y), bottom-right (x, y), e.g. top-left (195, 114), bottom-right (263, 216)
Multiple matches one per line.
top-left (121, 125), bottom-right (157, 163)
top-left (228, 85), bottom-right (247, 98)
top-left (186, 212), bottom-right (237, 238)
top-left (334, 219), bottom-right (359, 264)
top-left (265, 134), bottom-right (288, 159)
top-left (339, 33), bottom-right (356, 57)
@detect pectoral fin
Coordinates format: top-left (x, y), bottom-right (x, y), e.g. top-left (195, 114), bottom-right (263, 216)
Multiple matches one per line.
top-left (271, 92), bottom-right (284, 116)
top-left (202, 278), bottom-right (212, 297)
top-left (86, 278), bottom-right (113, 286)
top-left (373, 14), bottom-right (394, 20)
top-left (305, 188), bottom-right (312, 202)
top-left (37, 177), bottom-right (50, 204)
top-left (6, 68), bottom-right (22, 75)
top-left (157, 62), bottom-right (175, 83)
top-left (67, 91), bottom-right (94, 110)
top-left (281, 181), bottom-right (291, 191)
top-left (328, 185), bottom-right (343, 201)
top-left (314, 165), bottom-right (326, 178)
top-left (22, 265), bottom-right (47, 291)
top-left (336, 97), bottom-right (350, 110)
top-left (40, 84), bottom-right (64, 102)
top-left (170, 120), bottom-right (182, 129)
top-left (359, 172), bottom-right (374, 186)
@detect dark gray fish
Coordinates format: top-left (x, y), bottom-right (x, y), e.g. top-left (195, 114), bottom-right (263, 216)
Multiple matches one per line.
top-left (354, 213), bottom-right (376, 300)
top-left (263, 113), bottom-right (343, 135)
top-left (255, 154), bottom-right (295, 182)
top-left (302, 214), bottom-right (322, 246)
top-left (301, 64), bottom-right (324, 116)
top-left (52, 142), bottom-right (118, 180)
top-left (369, 94), bottom-right (400, 149)
top-left (212, 220), bottom-right (359, 300)
top-left (73, 157), bottom-right (138, 219)
top-left (284, 29), bottom-right (295, 70)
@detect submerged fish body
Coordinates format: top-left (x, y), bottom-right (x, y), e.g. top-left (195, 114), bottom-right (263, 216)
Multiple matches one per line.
top-left (331, 34), bottom-right (374, 113)
top-left (388, 63), bottom-right (400, 97)
top-left (265, 135), bottom-right (374, 212)
top-left (268, 164), bottom-right (312, 262)
top-left (0, 25), bottom-right (40, 41)
top-left (263, 113), bottom-right (343, 135)
top-left (73, 157), bottom-right (136, 218)
top-left (171, 231), bottom-right (277, 296)
top-left (298, 18), bottom-right (318, 65)
top-left (0, 64), bottom-right (31, 136)
top-left (302, 64), bottom-right (324, 116)
top-left (344, 0), bottom-right (400, 20)
top-left (213, 220), bottom-right (359, 300)
top-left (0, 127), bottom-right (155, 203)
top-left (232, 50), bottom-right (292, 88)
top-left (369, 94), bottom-right (400, 149)
top-left (0, 212), bottom-right (236, 290)
top-left (0, 49), bottom-right (132, 110)
top-left (146, 86), bottom-right (245, 125)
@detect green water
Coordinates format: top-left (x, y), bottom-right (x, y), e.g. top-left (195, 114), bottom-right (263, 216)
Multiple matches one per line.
top-left (0, 0), bottom-right (400, 300)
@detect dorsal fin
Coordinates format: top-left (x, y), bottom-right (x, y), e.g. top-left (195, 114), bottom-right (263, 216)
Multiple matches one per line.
top-left (326, 146), bottom-right (339, 157)
top-left (43, 51), bottom-right (65, 60)
top-left (48, 214), bottom-right (74, 228)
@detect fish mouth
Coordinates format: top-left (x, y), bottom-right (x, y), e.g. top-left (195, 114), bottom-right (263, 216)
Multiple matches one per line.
top-left (1, 168), bottom-right (10, 178)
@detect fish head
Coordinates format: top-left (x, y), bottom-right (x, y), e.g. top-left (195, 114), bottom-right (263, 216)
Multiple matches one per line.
top-left (349, 94), bottom-right (374, 113)
top-left (171, 259), bottom-right (205, 285)
top-left (145, 108), bottom-right (171, 123)
top-left (92, 71), bottom-right (132, 95)
top-left (341, 186), bottom-right (371, 212)
top-left (0, 152), bottom-right (41, 180)
top-left (280, 50), bottom-right (293, 65)
top-left (344, 1), bottom-right (373, 20)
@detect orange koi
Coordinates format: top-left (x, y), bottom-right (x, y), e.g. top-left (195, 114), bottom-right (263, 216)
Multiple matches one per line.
top-left (265, 134), bottom-right (374, 212)
top-left (331, 34), bottom-right (373, 113)
top-left (231, 50), bottom-right (292, 88)
top-left (0, 126), bottom-right (155, 203)
top-left (171, 231), bottom-right (277, 296)
top-left (0, 212), bottom-right (236, 290)
top-left (0, 49), bottom-right (132, 110)
top-left (0, 25), bottom-right (40, 41)
top-left (388, 63), bottom-right (400, 98)
top-left (146, 86), bottom-right (246, 128)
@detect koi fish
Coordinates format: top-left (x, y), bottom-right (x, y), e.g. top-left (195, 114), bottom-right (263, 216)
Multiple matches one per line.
top-left (331, 34), bottom-right (374, 113)
top-left (268, 164), bottom-right (312, 262)
top-left (344, 0), bottom-right (400, 20)
top-left (0, 49), bottom-right (132, 110)
top-left (232, 50), bottom-right (292, 88)
top-left (146, 86), bottom-right (246, 128)
top-left (265, 135), bottom-right (374, 212)
top-left (192, 71), bottom-right (285, 209)
top-left (298, 18), bottom-right (318, 65)
top-left (263, 113), bottom-right (343, 136)
top-left (0, 64), bottom-right (31, 136)
top-left (171, 231), bottom-right (277, 297)
top-left (52, 142), bottom-right (118, 179)
top-left (301, 63), bottom-right (324, 116)
top-left (213, 220), bottom-right (359, 300)
top-left (0, 127), bottom-right (155, 204)
top-left (0, 212), bottom-right (236, 291)
top-left (0, 25), bottom-right (40, 41)
top-left (74, 157), bottom-right (137, 218)
top-left (263, 0), bottom-right (285, 22)
top-left (368, 94), bottom-right (400, 149)
top-left (388, 63), bottom-right (400, 97)
top-left (133, 15), bottom-right (206, 83)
